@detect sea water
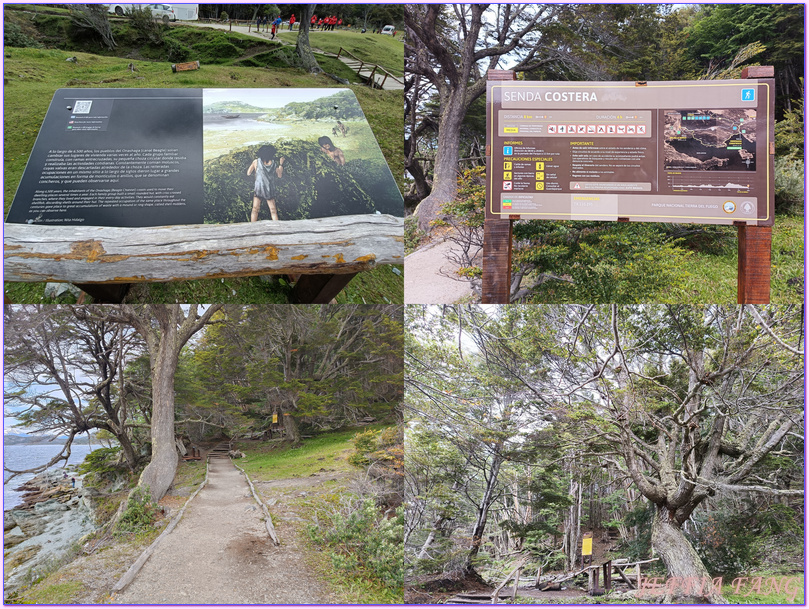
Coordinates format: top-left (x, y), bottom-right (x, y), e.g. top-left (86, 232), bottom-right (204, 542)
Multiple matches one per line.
top-left (3, 444), bottom-right (94, 510)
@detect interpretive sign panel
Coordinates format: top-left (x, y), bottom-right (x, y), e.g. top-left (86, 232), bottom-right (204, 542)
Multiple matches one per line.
top-left (7, 88), bottom-right (402, 227)
top-left (486, 79), bottom-right (774, 226)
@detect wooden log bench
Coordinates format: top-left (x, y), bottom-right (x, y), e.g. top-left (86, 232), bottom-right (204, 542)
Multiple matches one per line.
top-left (4, 214), bottom-right (404, 303)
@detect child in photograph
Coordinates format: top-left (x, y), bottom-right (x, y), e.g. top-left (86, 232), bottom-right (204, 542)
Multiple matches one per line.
top-left (246, 145), bottom-right (285, 221)
top-left (318, 136), bottom-right (346, 166)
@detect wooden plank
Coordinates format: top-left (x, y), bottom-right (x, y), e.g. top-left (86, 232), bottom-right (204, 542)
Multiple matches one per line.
top-left (4, 215), bottom-right (404, 284)
top-left (737, 225), bottom-right (772, 303)
top-left (481, 219), bottom-right (513, 303)
top-left (291, 273), bottom-right (357, 304)
top-left (171, 60), bottom-right (200, 72)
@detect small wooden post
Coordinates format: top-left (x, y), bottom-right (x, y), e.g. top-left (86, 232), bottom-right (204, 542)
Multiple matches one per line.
top-left (603, 560), bottom-right (612, 591)
top-left (482, 69), bottom-right (516, 304)
top-left (737, 65), bottom-right (774, 304)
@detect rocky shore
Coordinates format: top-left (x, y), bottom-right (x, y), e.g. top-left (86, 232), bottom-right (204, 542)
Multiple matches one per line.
top-left (4, 470), bottom-right (98, 598)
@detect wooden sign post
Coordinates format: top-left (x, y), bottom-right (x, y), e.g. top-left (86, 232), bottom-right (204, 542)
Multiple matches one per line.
top-left (482, 69), bottom-right (776, 304)
top-left (482, 70), bottom-right (516, 304)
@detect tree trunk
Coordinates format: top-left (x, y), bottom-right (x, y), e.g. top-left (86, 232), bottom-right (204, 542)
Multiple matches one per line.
top-left (651, 506), bottom-right (727, 603)
top-left (414, 87), bottom-right (465, 232)
top-left (283, 413), bottom-right (301, 443)
top-left (463, 452), bottom-right (502, 574)
top-left (137, 338), bottom-right (179, 502)
top-left (295, 5), bottom-right (322, 73)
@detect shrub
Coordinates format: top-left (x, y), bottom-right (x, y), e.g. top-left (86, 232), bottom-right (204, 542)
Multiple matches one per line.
top-left (116, 487), bottom-right (162, 534)
top-left (308, 498), bottom-right (404, 590)
top-left (774, 154), bottom-right (804, 215)
top-left (404, 215), bottom-right (426, 254)
top-left (127, 5), bottom-right (164, 44)
top-left (688, 507), bottom-right (758, 577)
top-left (4, 22), bottom-right (44, 49)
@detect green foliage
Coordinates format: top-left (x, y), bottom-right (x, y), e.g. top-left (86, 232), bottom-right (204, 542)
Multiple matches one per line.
top-left (126, 6), bottom-right (164, 44)
top-left (4, 21), bottom-right (44, 48)
top-left (76, 447), bottom-right (125, 487)
top-left (775, 91), bottom-right (804, 159)
top-left (620, 503), bottom-right (654, 561)
top-left (116, 487), bottom-right (162, 534)
top-left (348, 427), bottom-right (403, 481)
top-left (688, 507), bottom-right (758, 577)
top-left (203, 140), bottom-right (378, 223)
top-left (774, 155), bottom-right (805, 215)
top-left (404, 216), bottom-right (425, 253)
top-left (308, 499), bottom-right (404, 591)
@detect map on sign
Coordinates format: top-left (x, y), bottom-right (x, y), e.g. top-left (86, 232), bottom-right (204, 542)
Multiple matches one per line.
top-left (664, 109), bottom-right (756, 172)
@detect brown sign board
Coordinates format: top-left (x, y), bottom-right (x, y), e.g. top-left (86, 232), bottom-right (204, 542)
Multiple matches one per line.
top-left (486, 79), bottom-right (774, 226)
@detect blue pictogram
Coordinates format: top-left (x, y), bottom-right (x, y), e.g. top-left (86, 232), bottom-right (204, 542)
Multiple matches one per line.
top-left (741, 88), bottom-right (755, 102)
top-left (503, 146), bottom-right (513, 155)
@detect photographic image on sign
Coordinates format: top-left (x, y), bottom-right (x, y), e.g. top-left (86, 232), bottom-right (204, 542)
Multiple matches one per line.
top-left (202, 88), bottom-right (402, 224)
top-left (664, 109), bottom-right (756, 172)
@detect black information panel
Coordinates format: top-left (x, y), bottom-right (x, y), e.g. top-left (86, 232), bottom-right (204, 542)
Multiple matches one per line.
top-left (7, 88), bottom-right (402, 226)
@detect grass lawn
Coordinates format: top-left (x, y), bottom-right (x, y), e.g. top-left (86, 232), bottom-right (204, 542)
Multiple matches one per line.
top-left (276, 30), bottom-right (404, 77)
top-left (235, 428), bottom-right (365, 480)
top-left (3, 40), bottom-right (403, 304)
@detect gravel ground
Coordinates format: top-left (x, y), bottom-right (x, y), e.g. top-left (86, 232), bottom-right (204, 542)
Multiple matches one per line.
top-left (111, 458), bottom-right (331, 604)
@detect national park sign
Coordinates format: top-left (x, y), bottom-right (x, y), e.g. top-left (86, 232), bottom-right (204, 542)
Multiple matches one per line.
top-left (486, 78), bottom-right (774, 226)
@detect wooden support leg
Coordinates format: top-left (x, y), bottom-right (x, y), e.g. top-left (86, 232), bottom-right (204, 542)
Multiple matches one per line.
top-left (737, 225), bottom-right (772, 304)
top-left (291, 273), bottom-right (356, 303)
top-left (74, 283), bottom-right (131, 303)
top-left (481, 218), bottom-right (513, 304)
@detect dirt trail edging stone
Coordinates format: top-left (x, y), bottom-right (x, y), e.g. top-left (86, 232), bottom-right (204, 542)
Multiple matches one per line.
top-left (232, 459), bottom-right (279, 545)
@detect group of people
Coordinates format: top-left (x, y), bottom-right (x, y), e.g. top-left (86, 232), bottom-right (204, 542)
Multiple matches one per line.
top-left (255, 14), bottom-right (296, 38)
top-left (247, 135), bottom-right (347, 222)
top-left (310, 14), bottom-right (343, 30)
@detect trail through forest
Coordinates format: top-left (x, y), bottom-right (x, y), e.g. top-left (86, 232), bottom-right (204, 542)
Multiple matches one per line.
top-left (111, 458), bottom-right (330, 604)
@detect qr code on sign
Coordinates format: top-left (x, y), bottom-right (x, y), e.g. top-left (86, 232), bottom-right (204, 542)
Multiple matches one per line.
top-left (73, 100), bottom-right (93, 114)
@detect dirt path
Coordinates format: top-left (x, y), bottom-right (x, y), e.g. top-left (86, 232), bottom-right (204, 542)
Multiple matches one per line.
top-left (111, 458), bottom-right (330, 604)
top-left (404, 232), bottom-right (475, 304)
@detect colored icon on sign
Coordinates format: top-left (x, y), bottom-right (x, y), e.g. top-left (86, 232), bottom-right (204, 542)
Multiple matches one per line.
top-left (723, 201), bottom-right (736, 213)
top-left (607, 125), bottom-right (616, 134)
top-left (536, 162), bottom-right (544, 170)
top-left (504, 127), bottom-right (519, 133)
top-left (741, 88), bottom-right (755, 102)
top-left (617, 125), bottom-right (626, 134)
top-left (504, 161), bottom-right (512, 170)
top-left (637, 125), bottom-right (646, 134)
top-left (627, 125), bottom-right (636, 134)
top-left (587, 125), bottom-right (596, 133)
top-left (503, 146), bottom-right (513, 155)
top-left (503, 172), bottom-right (512, 180)
top-left (503, 199), bottom-right (512, 209)
top-left (503, 181), bottom-right (513, 191)
top-left (558, 125), bottom-right (567, 134)
top-left (536, 182), bottom-right (545, 191)
top-left (536, 172), bottom-right (545, 180)
top-left (548, 125), bottom-right (557, 134)
top-left (577, 125), bottom-right (587, 133)
top-left (597, 125), bottom-right (606, 134)
top-left (567, 124), bottom-right (576, 133)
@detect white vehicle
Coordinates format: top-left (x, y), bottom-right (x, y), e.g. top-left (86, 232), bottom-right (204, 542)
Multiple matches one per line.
top-left (380, 25), bottom-right (396, 35)
top-left (107, 4), bottom-right (198, 22)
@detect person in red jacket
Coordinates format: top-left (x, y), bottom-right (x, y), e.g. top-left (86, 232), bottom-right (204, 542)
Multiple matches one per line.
top-left (289, 14), bottom-right (295, 30)
top-left (311, 14), bottom-right (317, 28)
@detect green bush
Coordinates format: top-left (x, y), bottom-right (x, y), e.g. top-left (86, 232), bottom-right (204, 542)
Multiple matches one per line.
top-left (203, 140), bottom-right (379, 223)
top-left (774, 154), bottom-right (804, 215)
top-left (4, 22), bottom-right (44, 49)
top-left (688, 507), bottom-right (758, 577)
top-left (126, 6), bottom-right (164, 44)
top-left (308, 499), bottom-right (403, 590)
top-left (77, 447), bottom-right (123, 486)
top-left (116, 487), bottom-right (162, 534)
top-left (404, 215), bottom-right (426, 253)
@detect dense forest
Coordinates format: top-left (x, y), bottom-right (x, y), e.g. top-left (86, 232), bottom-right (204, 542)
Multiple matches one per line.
top-left (405, 305), bottom-right (804, 603)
